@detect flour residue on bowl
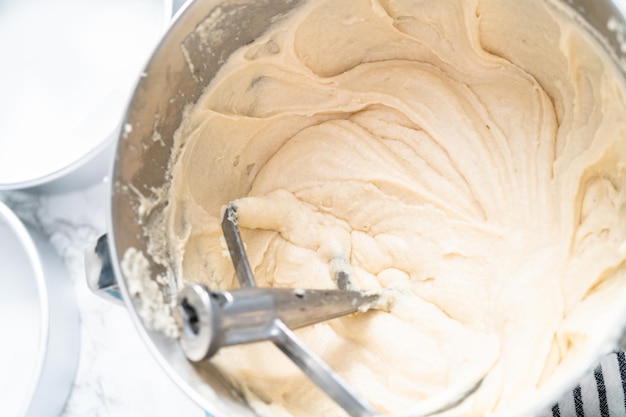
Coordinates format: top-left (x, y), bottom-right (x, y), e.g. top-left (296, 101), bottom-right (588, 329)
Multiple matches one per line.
top-left (122, 247), bottom-right (179, 338)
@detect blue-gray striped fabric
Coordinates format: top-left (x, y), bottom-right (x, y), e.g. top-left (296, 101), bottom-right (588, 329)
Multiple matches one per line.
top-left (542, 352), bottom-right (626, 417)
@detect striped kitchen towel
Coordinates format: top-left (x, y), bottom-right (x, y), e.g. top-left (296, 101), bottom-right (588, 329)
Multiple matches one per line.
top-left (542, 351), bottom-right (626, 417)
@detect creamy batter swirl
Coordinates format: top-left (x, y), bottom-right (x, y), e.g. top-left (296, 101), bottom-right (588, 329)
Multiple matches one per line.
top-left (164, 0), bottom-right (626, 415)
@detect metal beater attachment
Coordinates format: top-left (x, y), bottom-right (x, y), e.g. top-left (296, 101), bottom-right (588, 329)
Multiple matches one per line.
top-left (176, 203), bottom-right (483, 417)
top-left (178, 285), bottom-right (379, 361)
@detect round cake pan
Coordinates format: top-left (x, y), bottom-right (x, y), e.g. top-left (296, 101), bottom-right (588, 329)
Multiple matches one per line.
top-left (0, 200), bottom-right (80, 417)
top-left (0, 0), bottom-right (169, 193)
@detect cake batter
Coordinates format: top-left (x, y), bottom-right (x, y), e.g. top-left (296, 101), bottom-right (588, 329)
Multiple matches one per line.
top-left (162, 0), bottom-right (626, 415)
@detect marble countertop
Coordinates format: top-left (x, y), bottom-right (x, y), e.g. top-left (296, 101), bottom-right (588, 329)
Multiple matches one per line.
top-left (1, 183), bottom-right (204, 417)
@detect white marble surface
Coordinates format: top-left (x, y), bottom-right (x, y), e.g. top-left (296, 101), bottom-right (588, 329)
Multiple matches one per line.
top-left (0, 183), bottom-right (205, 417)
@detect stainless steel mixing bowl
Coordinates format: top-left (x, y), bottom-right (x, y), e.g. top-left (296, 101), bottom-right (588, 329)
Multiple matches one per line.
top-left (103, 0), bottom-right (626, 415)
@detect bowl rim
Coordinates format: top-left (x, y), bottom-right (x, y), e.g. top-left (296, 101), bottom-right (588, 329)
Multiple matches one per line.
top-left (0, 200), bottom-right (50, 416)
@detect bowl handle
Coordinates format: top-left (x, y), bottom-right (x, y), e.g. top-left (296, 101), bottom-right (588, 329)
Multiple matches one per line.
top-left (85, 234), bottom-right (124, 305)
